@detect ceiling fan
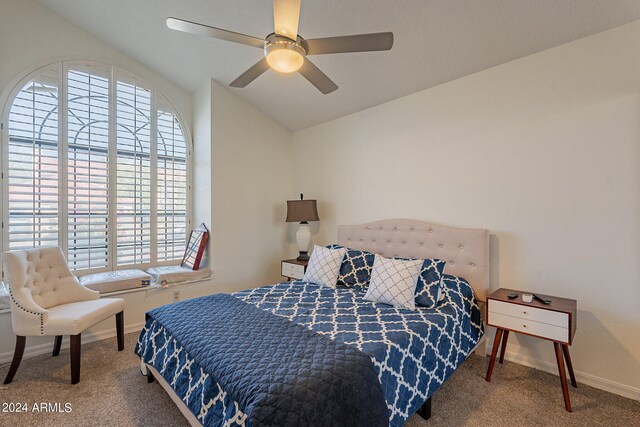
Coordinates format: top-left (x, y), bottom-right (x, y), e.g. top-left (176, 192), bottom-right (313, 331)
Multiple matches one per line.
top-left (166, 0), bottom-right (394, 94)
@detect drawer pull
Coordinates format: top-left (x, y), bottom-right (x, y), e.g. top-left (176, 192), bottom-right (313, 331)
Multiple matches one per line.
top-left (523, 311), bottom-right (527, 315)
top-left (522, 324), bottom-right (527, 328)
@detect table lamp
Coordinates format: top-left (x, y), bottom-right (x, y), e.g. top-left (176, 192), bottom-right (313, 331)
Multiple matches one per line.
top-left (285, 194), bottom-right (319, 261)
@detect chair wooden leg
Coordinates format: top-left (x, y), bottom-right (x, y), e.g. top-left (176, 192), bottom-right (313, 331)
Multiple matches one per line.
top-left (3, 335), bottom-right (26, 384)
top-left (562, 344), bottom-right (577, 388)
top-left (485, 328), bottom-right (504, 382)
top-left (116, 311), bottom-right (124, 351)
top-left (70, 334), bottom-right (81, 384)
top-left (554, 342), bottom-right (572, 412)
top-left (52, 335), bottom-right (62, 357)
top-left (499, 330), bottom-right (509, 364)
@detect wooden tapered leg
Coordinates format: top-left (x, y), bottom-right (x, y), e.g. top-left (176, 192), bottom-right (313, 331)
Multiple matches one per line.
top-left (70, 334), bottom-right (81, 384)
top-left (499, 330), bottom-right (509, 364)
top-left (562, 344), bottom-right (577, 388)
top-left (116, 311), bottom-right (124, 351)
top-left (485, 328), bottom-right (504, 382)
top-left (554, 342), bottom-right (572, 412)
top-left (52, 335), bottom-right (62, 357)
top-left (3, 335), bottom-right (26, 384)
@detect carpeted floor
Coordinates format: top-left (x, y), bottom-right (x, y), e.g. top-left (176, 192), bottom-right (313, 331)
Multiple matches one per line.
top-left (1, 333), bottom-right (638, 426)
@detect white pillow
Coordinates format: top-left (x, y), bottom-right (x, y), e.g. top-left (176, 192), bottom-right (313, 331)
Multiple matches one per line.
top-left (302, 245), bottom-right (347, 288)
top-left (364, 255), bottom-right (423, 310)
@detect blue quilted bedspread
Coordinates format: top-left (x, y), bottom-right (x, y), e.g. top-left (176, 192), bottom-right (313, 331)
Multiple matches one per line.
top-left (136, 293), bottom-right (388, 427)
top-left (135, 275), bottom-right (483, 427)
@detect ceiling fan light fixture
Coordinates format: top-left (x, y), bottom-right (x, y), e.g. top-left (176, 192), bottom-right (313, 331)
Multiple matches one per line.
top-left (264, 35), bottom-right (306, 73)
top-left (167, 0), bottom-right (394, 94)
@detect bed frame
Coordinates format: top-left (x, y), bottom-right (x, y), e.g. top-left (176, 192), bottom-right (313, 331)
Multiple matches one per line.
top-left (145, 219), bottom-right (490, 426)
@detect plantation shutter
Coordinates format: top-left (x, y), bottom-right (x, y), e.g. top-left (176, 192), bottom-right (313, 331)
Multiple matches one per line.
top-left (4, 61), bottom-right (190, 272)
top-left (115, 75), bottom-right (152, 265)
top-left (156, 96), bottom-right (188, 262)
top-left (66, 64), bottom-right (110, 270)
top-left (7, 66), bottom-right (60, 250)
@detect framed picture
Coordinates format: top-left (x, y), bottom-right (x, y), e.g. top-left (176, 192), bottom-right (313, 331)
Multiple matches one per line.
top-left (181, 223), bottom-right (209, 270)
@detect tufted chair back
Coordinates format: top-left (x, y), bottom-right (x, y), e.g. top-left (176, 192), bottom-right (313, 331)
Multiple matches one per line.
top-left (3, 246), bottom-right (98, 310)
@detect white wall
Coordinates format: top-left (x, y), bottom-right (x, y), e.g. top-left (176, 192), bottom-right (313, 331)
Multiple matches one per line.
top-left (206, 79), bottom-right (293, 292)
top-left (292, 22), bottom-right (640, 399)
top-left (192, 80), bottom-right (213, 268)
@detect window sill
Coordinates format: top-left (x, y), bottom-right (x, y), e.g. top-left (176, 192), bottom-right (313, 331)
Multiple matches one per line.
top-left (101, 276), bottom-right (213, 297)
top-left (0, 276), bottom-right (214, 314)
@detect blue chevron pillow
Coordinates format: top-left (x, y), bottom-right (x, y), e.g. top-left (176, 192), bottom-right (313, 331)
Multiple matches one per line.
top-left (327, 244), bottom-right (375, 287)
top-left (414, 258), bottom-right (447, 308)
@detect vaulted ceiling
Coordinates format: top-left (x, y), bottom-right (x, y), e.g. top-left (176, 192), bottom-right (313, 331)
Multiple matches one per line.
top-left (37, 0), bottom-right (640, 131)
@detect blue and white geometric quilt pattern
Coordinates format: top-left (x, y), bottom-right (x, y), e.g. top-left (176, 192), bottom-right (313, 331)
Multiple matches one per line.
top-left (237, 274), bottom-right (483, 426)
top-left (136, 274), bottom-right (483, 427)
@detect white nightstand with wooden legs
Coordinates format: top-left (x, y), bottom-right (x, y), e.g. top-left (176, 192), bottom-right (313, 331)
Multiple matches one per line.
top-left (485, 288), bottom-right (577, 412)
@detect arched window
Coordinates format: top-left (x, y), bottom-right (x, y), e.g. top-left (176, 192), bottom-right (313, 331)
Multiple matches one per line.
top-left (3, 61), bottom-right (191, 273)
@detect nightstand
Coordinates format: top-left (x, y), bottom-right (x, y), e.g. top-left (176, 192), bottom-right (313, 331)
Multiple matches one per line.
top-left (485, 288), bottom-right (577, 412)
top-left (281, 259), bottom-right (308, 281)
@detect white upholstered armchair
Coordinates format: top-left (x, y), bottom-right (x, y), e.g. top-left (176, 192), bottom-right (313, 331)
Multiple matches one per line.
top-left (3, 247), bottom-right (125, 384)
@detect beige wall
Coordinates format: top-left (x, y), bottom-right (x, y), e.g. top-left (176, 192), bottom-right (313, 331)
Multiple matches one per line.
top-left (292, 22), bottom-right (640, 399)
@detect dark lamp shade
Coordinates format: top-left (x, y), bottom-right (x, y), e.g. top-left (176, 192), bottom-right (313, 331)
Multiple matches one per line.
top-left (286, 200), bottom-right (319, 222)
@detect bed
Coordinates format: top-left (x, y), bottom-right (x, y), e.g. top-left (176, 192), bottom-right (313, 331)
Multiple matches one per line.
top-left (135, 219), bottom-right (489, 426)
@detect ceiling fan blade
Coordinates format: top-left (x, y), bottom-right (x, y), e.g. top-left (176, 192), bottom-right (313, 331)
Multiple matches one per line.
top-left (298, 59), bottom-right (338, 94)
top-left (166, 17), bottom-right (264, 48)
top-left (273, 0), bottom-right (301, 40)
top-left (229, 58), bottom-right (270, 88)
top-left (306, 32), bottom-right (394, 55)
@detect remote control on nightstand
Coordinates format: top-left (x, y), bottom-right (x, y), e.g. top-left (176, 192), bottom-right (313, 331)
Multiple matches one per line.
top-left (533, 293), bottom-right (552, 304)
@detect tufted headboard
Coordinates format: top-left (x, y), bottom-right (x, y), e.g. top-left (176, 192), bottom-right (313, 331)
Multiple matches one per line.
top-left (337, 219), bottom-right (489, 301)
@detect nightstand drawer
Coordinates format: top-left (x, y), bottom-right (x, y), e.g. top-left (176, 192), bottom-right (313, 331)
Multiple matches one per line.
top-left (488, 299), bottom-right (568, 328)
top-left (282, 262), bottom-right (305, 279)
top-left (488, 312), bottom-right (569, 342)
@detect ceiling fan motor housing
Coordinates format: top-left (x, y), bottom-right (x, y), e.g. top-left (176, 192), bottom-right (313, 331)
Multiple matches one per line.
top-left (264, 33), bottom-right (308, 73)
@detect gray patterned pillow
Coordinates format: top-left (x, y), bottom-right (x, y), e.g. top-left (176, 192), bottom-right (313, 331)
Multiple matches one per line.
top-left (302, 245), bottom-right (347, 288)
top-left (364, 254), bottom-right (423, 310)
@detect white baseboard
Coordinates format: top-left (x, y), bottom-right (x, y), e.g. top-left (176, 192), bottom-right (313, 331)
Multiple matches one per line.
top-left (0, 321), bottom-right (146, 365)
top-left (498, 348), bottom-right (640, 401)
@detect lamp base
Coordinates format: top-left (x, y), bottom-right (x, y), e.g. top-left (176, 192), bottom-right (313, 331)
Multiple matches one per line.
top-left (295, 222), bottom-right (311, 261)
